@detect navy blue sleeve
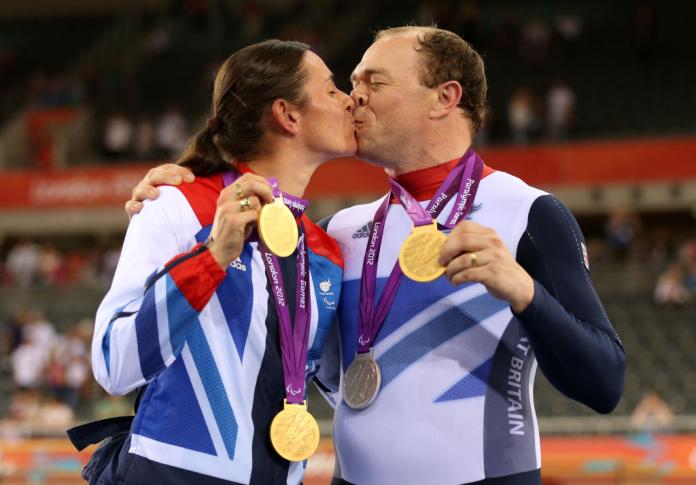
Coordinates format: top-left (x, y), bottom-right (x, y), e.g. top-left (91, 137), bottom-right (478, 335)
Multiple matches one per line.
top-left (316, 213), bottom-right (335, 231)
top-left (515, 195), bottom-right (625, 414)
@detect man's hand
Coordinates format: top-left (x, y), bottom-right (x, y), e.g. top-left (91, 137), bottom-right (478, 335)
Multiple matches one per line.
top-left (439, 221), bottom-right (535, 314)
top-left (207, 173), bottom-right (275, 269)
top-left (125, 164), bottom-right (195, 218)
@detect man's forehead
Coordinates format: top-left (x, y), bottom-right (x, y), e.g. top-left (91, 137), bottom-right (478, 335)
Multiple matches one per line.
top-left (352, 34), bottom-right (420, 79)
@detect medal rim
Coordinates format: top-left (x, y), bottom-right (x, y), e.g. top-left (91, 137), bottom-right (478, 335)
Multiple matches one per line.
top-left (269, 403), bottom-right (320, 462)
top-left (259, 199), bottom-right (298, 257)
top-left (399, 223), bottom-right (447, 282)
top-left (343, 353), bottom-right (382, 410)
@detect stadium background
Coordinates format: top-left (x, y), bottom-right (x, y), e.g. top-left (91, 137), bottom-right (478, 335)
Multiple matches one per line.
top-left (1, 0), bottom-right (695, 483)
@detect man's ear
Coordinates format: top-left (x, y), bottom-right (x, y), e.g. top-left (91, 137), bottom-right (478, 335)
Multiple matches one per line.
top-left (270, 98), bottom-right (302, 135)
top-left (430, 80), bottom-right (463, 119)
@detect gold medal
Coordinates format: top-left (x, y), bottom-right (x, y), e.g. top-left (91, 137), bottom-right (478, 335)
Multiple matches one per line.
top-left (258, 197), bottom-right (298, 257)
top-left (270, 400), bottom-right (320, 462)
top-left (399, 222), bottom-right (447, 282)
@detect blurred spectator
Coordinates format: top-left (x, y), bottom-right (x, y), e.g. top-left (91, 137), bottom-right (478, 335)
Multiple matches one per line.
top-left (240, 3), bottom-right (266, 42)
top-left (679, 240), bottom-right (696, 294)
top-left (102, 111), bottom-right (134, 159)
top-left (100, 245), bottom-right (122, 284)
top-left (7, 389), bottom-right (43, 422)
top-left (3, 311), bottom-right (24, 352)
top-left (650, 227), bottom-right (675, 264)
top-left (133, 115), bottom-right (157, 159)
top-left (545, 79), bottom-right (576, 140)
top-left (48, 320), bottom-right (91, 409)
top-left (141, 23), bottom-right (172, 57)
top-left (23, 310), bottom-right (56, 352)
top-left (554, 13), bottom-right (583, 57)
top-left (520, 19), bottom-right (551, 65)
top-left (508, 87), bottom-right (539, 144)
top-left (605, 208), bottom-right (642, 259)
top-left (155, 106), bottom-right (188, 159)
top-left (5, 239), bottom-right (39, 287)
top-left (38, 394), bottom-right (75, 431)
top-left (10, 327), bottom-right (50, 390)
top-left (1, 239), bottom-right (129, 289)
top-left (630, 391), bottom-right (674, 432)
top-left (37, 243), bottom-right (63, 286)
top-left (654, 263), bottom-right (689, 306)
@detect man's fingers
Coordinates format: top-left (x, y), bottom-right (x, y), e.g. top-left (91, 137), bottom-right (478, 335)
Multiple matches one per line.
top-left (439, 232), bottom-right (487, 266)
top-left (445, 251), bottom-right (486, 279)
top-left (125, 200), bottom-right (143, 218)
top-left (132, 184), bottom-right (160, 203)
top-left (450, 220), bottom-right (492, 236)
top-left (448, 265), bottom-right (488, 286)
top-left (145, 164), bottom-right (194, 186)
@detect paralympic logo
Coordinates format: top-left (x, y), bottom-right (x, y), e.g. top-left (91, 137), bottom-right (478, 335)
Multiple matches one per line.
top-left (286, 384), bottom-right (302, 396)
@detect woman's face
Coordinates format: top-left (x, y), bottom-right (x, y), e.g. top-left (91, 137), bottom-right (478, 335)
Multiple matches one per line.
top-left (296, 51), bottom-right (357, 159)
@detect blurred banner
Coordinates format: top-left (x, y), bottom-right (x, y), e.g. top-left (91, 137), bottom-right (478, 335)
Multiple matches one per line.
top-left (1, 435), bottom-right (696, 484)
top-left (2, 136), bottom-right (695, 210)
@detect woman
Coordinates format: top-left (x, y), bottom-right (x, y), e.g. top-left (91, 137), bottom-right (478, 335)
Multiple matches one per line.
top-left (86, 40), bottom-right (355, 484)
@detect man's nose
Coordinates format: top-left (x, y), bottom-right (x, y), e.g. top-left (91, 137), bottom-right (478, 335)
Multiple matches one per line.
top-left (351, 88), bottom-right (367, 107)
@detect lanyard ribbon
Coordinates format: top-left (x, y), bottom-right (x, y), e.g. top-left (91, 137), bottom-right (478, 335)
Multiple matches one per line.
top-left (356, 149), bottom-right (484, 354)
top-left (222, 169), bottom-right (311, 404)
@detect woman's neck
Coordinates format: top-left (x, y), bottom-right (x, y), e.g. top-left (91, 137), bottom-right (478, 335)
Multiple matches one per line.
top-left (244, 152), bottom-right (321, 198)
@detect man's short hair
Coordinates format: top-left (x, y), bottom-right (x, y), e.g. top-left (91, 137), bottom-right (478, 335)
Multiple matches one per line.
top-left (375, 26), bottom-right (487, 132)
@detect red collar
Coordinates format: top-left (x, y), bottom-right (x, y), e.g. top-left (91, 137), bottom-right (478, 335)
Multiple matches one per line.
top-left (392, 158), bottom-right (494, 202)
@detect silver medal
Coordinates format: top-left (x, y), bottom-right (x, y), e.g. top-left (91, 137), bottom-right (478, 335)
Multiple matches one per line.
top-left (343, 351), bottom-right (381, 410)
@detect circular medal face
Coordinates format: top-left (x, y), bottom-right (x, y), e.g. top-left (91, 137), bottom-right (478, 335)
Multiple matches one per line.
top-left (399, 222), bottom-right (447, 282)
top-left (270, 402), bottom-right (320, 462)
top-left (343, 353), bottom-right (382, 410)
top-left (259, 198), bottom-right (298, 257)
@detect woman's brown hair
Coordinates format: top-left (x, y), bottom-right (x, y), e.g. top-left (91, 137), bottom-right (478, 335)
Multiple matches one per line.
top-left (177, 39), bottom-right (310, 176)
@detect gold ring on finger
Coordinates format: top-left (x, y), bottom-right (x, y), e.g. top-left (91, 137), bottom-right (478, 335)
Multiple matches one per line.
top-left (240, 197), bottom-right (251, 211)
top-left (235, 182), bottom-right (245, 199)
top-left (469, 252), bottom-right (478, 267)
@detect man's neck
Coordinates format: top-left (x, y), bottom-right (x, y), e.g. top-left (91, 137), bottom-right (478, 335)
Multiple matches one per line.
top-left (383, 129), bottom-right (472, 177)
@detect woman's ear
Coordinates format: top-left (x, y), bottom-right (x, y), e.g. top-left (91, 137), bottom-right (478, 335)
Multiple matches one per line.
top-left (271, 99), bottom-right (302, 135)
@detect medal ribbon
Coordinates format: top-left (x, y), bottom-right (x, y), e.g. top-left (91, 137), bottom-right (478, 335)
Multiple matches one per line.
top-left (223, 169), bottom-right (311, 405)
top-left (259, 233), bottom-right (311, 405)
top-left (356, 149), bottom-right (485, 354)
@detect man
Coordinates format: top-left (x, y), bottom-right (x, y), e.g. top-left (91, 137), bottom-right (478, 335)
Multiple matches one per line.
top-left (126, 27), bottom-right (625, 485)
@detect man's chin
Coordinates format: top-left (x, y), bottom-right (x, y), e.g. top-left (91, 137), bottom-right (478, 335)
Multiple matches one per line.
top-left (355, 146), bottom-right (380, 166)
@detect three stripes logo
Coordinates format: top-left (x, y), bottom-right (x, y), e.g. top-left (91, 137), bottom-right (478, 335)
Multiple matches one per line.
top-left (352, 222), bottom-right (372, 239)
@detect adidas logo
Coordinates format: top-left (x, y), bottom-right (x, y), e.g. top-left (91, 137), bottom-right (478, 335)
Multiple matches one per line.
top-left (352, 222), bottom-right (372, 239)
top-left (230, 257), bottom-right (247, 271)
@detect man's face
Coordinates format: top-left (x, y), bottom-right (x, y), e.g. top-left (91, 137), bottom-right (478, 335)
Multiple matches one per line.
top-left (297, 51), bottom-right (357, 159)
top-left (350, 33), bottom-right (434, 167)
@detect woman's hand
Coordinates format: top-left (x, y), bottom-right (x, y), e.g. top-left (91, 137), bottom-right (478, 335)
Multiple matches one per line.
top-left (207, 173), bottom-right (275, 269)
